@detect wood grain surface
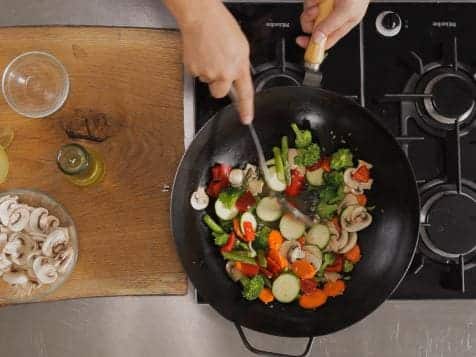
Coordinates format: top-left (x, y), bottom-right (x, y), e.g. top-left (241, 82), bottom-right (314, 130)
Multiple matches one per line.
top-left (0, 27), bottom-right (187, 302)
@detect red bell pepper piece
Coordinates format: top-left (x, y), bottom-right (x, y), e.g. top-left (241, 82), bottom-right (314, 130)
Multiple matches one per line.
top-left (242, 221), bottom-right (256, 242)
top-left (259, 267), bottom-right (274, 279)
top-left (207, 180), bottom-right (229, 198)
top-left (220, 232), bottom-right (236, 253)
top-left (207, 163), bottom-right (231, 197)
top-left (285, 169), bottom-right (305, 197)
top-left (352, 165), bottom-right (370, 183)
top-left (235, 262), bottom-right (259, 277)
top-left (300, 279), bottom-right (318, 295)
top-left (235, 191), bottom-right (256, 213)
top-left (325, 255), bottom-right (344, 273)
top-left (308, 156), bottom-right (331, 172)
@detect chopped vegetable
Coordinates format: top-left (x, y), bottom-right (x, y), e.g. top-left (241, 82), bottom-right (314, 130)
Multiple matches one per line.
top-left (291, 123), bottom-right (312, 149)
top-left (295, 143), bottom-right (320, 167)
top-left (267, 166), bottom-right (287, 192)
top-left (207, 163), bottom-right (231, 197)
top-left (272, 273), bottom-right (300, 303)
top-left (259, 287), bottom-right (275, 304)
top-left (319, 183), bottom-right (344, 205)
top-left (220, 233), bottom-right (236, 253)
top-left (300, 278), bottom-right (318, 295)
top-left (215, 199), bottom-right (239, 220)
top-left (298, 289), bottom-right (327, 309)
top-left (233, 218), bottom-right (244, 239)
top-left (268, 230), bottom-right (284, 251)
top-left (330, 148), bottom-right (353, 171)
top-left (343, 260), bottom-right (354, 273)
top-left (319, 252), bottom-right (336, 274)
top-left (257, 250), bottom-right (267, 267)
top-left (240, 212), bottom-right (257, 232)
top-left (213, 232), bottom-right (229, 246)
top-left (241, 275), bottom-right (265, 301)
top-left (218, 187), bottom-right (243, 209)
top-left (268, 248), bottom-right (288, 271)
top-left (281, 136), bottom-right (291, 184)
top-left (235, 262), bottom-right (259, 277)
top-left (344, 244), bottom-right (361, 263)
top-left (323, 280), bottom-right (346, 297)
top-left (242, 221), bottom-right (256, 242)
top-left (306, 224), bottom-right (330, 249)
top-left (325, 254), bottom-right (343, 273)
top-left (273, 147), bottom-right (285, 182)
top-left (324, 171), bottom-right (344, 187)
top-left (222, 251), bottom-right (257, 265)
top-left (236, 191), bottom-right (256, 213)
top-left (356, 194), bottom-right (367, 206)
top-left (253, 226), bottom-right (271, 250)
top-left (285, 169), bottom-right (305, 196)
top-left (352, 165), bottom-right (371, 183)
top-left (306, 168), bottom-right (324, 186)
top-left (256, 196), bottom-right (282, 222)
top-left (203, 214), bottom-right (224, 234)
top-left (317, 202), bottom-right (339, 220)
top-left (291, 260), bottom-right (316, 280)
top-left (279, 214), bottom-right (306, 240)
top-left (308, 156), bottom-right (331, 172)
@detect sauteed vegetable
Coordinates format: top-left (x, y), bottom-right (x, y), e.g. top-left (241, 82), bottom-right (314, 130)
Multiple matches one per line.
top-left (191, 124), bottom-right (374, 309)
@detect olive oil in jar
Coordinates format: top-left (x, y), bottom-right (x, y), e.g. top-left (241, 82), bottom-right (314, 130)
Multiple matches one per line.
top-left (56, 143), bottom-right (105, 186)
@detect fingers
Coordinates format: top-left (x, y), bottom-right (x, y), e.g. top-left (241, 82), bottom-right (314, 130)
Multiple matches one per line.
top-left (233, 68), bottom-right (254, 124)
top-left (303, 0), bottom-right (318, 10)
top-left (325, 21), bottom-right (356, 49)
top-left (296, 35), bottom-right (310, 49)
top-left (313, 8), bottom-right (348, 38)
top-left (209, 80), bottom-right (232, 99)
top-left (300, 5), bottom-right (319, 34)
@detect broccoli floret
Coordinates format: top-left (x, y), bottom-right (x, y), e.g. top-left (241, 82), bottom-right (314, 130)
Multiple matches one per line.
top-left (295, 143), bottom-right (321, 167)
top-left (343, 260), bottom-right (354, 273)
top-left (291, 123), bottom-right (313, 148)
top-left (317, 202), bottom-right (338, 220)
top-left (253, 226), bottom-right (271, 251)
top-left (324, 171), bottom-right (344, 187)
top-left (241, 275), bottom-right (265, 301)
top-left (218, 187), bottom-right (243, 209)
top-left (318, 252), bottom-right (336, 275)
top-left (330, 148), bottom-right (353, 171)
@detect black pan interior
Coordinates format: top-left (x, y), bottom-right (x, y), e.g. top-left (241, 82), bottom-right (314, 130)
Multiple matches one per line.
top-left (171, 87), bottom-right (420, 337)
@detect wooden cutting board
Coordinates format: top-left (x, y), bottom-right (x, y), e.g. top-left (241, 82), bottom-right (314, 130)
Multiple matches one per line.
top-left (0, 27), bottom-right (187, 302)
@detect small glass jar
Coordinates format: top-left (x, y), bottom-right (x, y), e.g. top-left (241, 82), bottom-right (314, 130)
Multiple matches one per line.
top-left (56, 143), bottom-right (105, 186)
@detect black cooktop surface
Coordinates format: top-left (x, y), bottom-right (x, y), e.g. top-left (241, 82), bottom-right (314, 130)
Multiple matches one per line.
top-left (194, 1), bottom-right (476, 300)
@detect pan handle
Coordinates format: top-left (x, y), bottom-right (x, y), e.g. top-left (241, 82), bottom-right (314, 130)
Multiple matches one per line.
top-left (234, 323), bottom-right (315, 357)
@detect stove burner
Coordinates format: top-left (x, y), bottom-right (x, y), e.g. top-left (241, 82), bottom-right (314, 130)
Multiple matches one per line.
top-left (254, 66), bottom-right (302, 92)
top-left (420, 181), bottom-right (476, 262)
top-left (423, 71), bottom-right (476, 125)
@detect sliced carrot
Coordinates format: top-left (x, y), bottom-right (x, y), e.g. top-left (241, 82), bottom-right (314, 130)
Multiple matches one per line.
top-left (291, 260), bottom-right (316, 280)
top-left (233, 218), bottom-right (244, 239)
top-left (323, 280), bottom-right (346, 297)
top-left (345, 244), bottom-right (361, 263)
top-left (356, 194), bottom-right (367, 206)
top-left (325, 255), bottom-right (343, 273)
top-left (268, 248), bottom-right (288, 270)
top-left (331, 217), bottom-right (341, 234)
top-left (258, 287), bottom-right (274, 304)
top-left (268, 230), bottom-right (283, 250)
top-left (235, 262), bottom-right (259, 277)
top-left (352, 165), bottom-right (370, 183)
top-left (299, 289), bottom-right (328, 309)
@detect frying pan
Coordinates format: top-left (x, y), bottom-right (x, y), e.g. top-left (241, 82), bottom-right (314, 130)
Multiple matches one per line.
top-left (171, 86), bottom-right (420, 356)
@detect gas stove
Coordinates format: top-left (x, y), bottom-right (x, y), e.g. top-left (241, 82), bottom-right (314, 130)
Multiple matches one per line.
top-left (194, 1), bottom-right (476, 300)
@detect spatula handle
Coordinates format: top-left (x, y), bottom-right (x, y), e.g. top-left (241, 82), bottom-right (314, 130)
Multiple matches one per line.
top-left (304, 0), bottom-right (334, 69)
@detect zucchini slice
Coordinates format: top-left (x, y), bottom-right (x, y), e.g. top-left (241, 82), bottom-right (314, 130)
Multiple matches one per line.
top-left (272, 273), bottom-right (300, 303)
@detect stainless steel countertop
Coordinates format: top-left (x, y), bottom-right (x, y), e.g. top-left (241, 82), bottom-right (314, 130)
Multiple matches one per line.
top-left (1, 1), bottom-right (475, 356)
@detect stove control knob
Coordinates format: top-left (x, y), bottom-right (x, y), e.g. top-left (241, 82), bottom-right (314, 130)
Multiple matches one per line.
top-left (376, 11), bottom-right (402, 37)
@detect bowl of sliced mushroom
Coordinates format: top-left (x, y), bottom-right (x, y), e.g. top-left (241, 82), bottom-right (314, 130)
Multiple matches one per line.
top-left (0, 189), bottom-right (77, 302)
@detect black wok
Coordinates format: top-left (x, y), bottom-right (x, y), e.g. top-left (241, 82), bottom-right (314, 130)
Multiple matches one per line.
top-left (171, 86), bottom-right (420, 355)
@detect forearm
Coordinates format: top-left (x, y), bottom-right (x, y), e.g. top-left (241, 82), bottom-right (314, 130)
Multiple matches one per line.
top-left (163, 0), bottom-right (223, 28)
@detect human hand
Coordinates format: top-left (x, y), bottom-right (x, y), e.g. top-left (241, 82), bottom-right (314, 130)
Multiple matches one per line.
top-left (296, 0), bottom-right (370, 50)
top-left (176, 1), bottom-right (254, 124)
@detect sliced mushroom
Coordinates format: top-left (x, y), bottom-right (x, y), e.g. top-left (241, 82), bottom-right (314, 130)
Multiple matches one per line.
top-left (3, 233), bottom-right (36, 266)
top-left (339, 232), bottom-right (358, 254)
top-left (3, 271), bottom-right (29, 285)
top-left (0, 197), bottom-right (18, 226)
top-left (324, 272), bottom-right (342, 282)
top-left (335, 230), bottom-right (349, 251)
top-left (289, 246), bottom-right (305, 263)
top-left (25, 249), bottom-right (42, 268)
top-left (229, 169), bottom-right (244, 188)
top-left (247, 178), bottom-right (264, 197)
top-left (55, 247), bottom-right (75, 274)
top-left (32, 256), bottom-right (58, 284)
top-left (0, 253), bottom-right (12, 273)
top-left (343, 168), bottom-right (359, 190)
top-left (340, 205), bottom-right (373, 232)
top-left (279, 240), bottom-right (300, 260)
top-left (303, 252), bottom-right (322, 271)
top-left (7, 204), bottom-right (31, 232)
top-left (0, 232), bottom-right (7, 251)
top-left (225, 261), bottom-right (244, 282)
top-left (39, 215), bottom-right (60, 234)
top-left (28, 207), bottom-right (49, 233)
top-left (357, 160), bottom-right (373, 169)
top-left (325, 237), bottom-right (340, 253)
top-left (42, 229), bottom-right (69, 257)
top-left (338, 194), bottom-right (359, 212)
top-left (359, 178), bottom-right (374, 191)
